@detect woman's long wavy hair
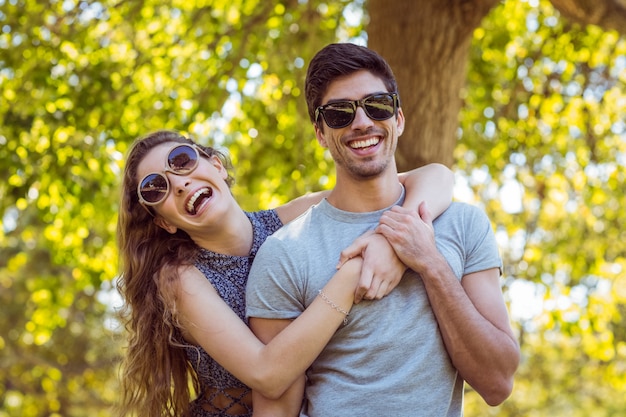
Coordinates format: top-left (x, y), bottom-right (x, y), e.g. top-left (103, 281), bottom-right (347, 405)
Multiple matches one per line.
top-left (116, 130), bottom-right (233, 417)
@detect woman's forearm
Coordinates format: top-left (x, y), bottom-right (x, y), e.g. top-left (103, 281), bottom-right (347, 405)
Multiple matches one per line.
top-left (398, 163), bottom-right (454, 218)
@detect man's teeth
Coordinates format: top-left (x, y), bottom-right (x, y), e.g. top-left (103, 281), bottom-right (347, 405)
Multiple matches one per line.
top-left (349, 138), bottom-right (379, 149)
top-left (187, 188), bottom-right (210, 213)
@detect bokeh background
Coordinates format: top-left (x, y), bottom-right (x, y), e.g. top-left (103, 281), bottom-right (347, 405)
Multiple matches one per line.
top-left (1, 0), bottom-right (625, 415)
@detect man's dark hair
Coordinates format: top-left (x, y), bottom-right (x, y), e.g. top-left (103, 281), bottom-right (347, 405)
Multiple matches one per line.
top-left (305, 43), bottom-right (399, 127)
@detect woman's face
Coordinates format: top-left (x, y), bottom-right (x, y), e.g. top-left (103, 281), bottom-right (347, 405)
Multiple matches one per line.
top-left (136, 142), bottom-right (233, 234)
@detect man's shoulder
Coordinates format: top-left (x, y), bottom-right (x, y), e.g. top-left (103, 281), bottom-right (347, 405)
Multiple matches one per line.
top-left (449, 201), bottom-right (478, 210)
top-left (434, 201), bottom-right (491, 229)
top-left (440, 201), bottom-right (481, 217)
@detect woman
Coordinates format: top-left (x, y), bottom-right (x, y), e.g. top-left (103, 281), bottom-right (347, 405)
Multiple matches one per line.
top-left (116, 130), bottom-right (453, 417)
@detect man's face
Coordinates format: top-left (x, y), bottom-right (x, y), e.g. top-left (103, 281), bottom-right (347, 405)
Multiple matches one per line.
top-left (314, 70), bottom-right (405, 180)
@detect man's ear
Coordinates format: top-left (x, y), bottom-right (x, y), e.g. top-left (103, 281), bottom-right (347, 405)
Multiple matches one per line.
top-left (314, 124), bottom-right (328, 147)
top-left (396, 107), bottom-right (405, 137)
top-left (154, 216), bottom-right (177, 234)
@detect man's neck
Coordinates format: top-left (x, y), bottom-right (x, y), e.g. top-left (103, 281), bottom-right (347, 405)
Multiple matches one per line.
top-left (327, 173), bottom-right (403, 213)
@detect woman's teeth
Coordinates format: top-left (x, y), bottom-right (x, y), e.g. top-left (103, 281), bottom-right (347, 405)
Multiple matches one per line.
top-left (186, 188), bottom-right (212, 214)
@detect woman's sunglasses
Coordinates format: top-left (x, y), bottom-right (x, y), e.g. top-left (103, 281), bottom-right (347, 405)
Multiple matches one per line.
top-left (314, 92), bottom-right (399, 129)
top-left (137, 143), bottom-right (211, 208)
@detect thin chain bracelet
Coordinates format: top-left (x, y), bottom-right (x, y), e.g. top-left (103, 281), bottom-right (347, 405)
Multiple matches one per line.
top-left (318, 289), bottom-right (349, 325)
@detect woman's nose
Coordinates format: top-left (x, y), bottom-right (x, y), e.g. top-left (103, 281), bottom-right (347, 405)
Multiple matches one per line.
top-left (168, 174), bottom-right (191, 194)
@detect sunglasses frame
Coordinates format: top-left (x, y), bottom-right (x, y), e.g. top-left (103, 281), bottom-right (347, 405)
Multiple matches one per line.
top-left (137, 143), bottom-right (211, 212)
top-left (315, 92), bottom-right (399, 129)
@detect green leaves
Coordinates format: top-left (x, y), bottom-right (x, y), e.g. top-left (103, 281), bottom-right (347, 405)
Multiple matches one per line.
top-left (2, 0), bottom-right (625, 415)
top-left (461, 0), bottom-right (626, 414)
top-left (0, 0), bottom-right (355, 414)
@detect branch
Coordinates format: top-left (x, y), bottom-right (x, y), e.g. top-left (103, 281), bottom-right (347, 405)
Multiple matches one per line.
top-left (550, 0), bottom-right (626, 34)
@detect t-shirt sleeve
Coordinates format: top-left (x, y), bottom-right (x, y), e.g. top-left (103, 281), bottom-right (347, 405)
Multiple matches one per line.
top-left (245, 235), bottom-right (305, 320)
top-left (463, 204), bottom-right (503, 276)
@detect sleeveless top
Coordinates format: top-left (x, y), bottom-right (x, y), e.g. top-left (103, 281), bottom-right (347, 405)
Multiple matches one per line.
top-left (185, 210), bottom-right (283, 417)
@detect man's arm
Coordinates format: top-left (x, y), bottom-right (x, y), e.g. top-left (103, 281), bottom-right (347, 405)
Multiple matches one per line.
top-left (419, 264), bottom-right (519, 405)
top-left (249, 318), bottom-right (306, 417)
top-left (377, 203), bottom-right (520, 406)
top-left (339, 163), bottom-right (454, 302)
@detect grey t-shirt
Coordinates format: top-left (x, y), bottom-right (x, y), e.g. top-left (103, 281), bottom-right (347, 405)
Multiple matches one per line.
top-left (246, 199), bottom-right (502, 417)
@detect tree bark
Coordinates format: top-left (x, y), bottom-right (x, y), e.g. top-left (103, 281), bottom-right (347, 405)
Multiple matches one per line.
top-left (368, 0), bottom-right (499, 170)
top-left (549, 0), bottom-right (626, 34)
top-left (368, 0), bottom-right (625, 171)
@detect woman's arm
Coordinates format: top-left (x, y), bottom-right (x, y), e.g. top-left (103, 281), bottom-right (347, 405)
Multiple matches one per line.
top-left (398, 162), bottom-right (454, 217)
top-left (274, 163), bottom-right (453, 226)
top-left (274, 191), bottom-right (329, 224)
top-left (175, 257), bottom-right (362, 399)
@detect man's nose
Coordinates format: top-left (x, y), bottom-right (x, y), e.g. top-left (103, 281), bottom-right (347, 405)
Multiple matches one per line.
top-left (350, 105), bottom-right (374, 129)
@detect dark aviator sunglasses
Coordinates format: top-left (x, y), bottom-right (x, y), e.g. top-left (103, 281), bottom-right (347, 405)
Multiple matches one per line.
top-left (137, 143), bottom-right (212, 209)
top-left (315, 92), bottom-right (399, 129)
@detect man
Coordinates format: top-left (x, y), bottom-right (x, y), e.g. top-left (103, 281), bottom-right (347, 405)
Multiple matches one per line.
top-left (246, 43), bottom-right (520, 417)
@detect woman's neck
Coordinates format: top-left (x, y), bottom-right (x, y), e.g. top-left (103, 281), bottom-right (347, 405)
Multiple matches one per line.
top-left (192, 208), bottom-right (254, 257)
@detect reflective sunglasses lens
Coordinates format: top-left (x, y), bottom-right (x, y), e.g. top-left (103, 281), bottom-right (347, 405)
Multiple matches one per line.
top-left (168, 145), bottom-right (198, 173)
top-left (323, 103), bottom-right (356, 128)
top-left (140, 173), bottom-right (169, 204)
top-left (364, 95), bottom-right (395, 120)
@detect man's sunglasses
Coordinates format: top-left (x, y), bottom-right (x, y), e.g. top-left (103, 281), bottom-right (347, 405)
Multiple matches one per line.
top-left (137, 143), bottom-right (211, 208)
top-left (314, 92), bottom-right (399, 129)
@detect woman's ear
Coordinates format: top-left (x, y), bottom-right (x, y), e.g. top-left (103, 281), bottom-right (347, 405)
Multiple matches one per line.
top-left (154, 216), bottom-right (177, 234)
top-left (209, 155), bottom-right (228, 180)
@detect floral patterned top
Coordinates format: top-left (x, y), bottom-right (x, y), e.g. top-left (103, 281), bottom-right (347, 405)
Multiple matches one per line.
top-left (184, 210), bottom-right (283, 417)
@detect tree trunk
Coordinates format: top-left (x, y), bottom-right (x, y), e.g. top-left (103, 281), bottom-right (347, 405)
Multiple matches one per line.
top-left (368, 0), bottom-right (500, 170)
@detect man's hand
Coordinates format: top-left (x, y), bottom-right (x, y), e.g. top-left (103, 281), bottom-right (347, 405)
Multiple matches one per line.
top-left (375, 202), bottom-right (441, 274)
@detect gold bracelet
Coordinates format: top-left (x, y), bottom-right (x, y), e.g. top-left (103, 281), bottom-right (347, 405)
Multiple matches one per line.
top-left (318, 289), bottom-right (349, 325)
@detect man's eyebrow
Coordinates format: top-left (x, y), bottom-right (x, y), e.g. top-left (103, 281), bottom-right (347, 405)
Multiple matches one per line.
top-left (324, 91), bottom-right (388, 104)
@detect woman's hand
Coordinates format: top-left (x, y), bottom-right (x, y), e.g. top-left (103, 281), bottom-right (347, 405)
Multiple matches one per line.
top-left (338, 230), bottom-right (406, 303)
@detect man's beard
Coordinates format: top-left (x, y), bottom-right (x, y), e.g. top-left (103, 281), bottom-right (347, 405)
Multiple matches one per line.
top-left (340, 155), bottom-right (390, 179)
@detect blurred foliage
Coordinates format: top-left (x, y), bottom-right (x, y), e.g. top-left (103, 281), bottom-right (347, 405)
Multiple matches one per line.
top-left (0, 0), bottom-right (358, 415)
top-left (0, 0), bottom-right (624, 416)
top-left (458, 0), bottom-right (626, 415)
